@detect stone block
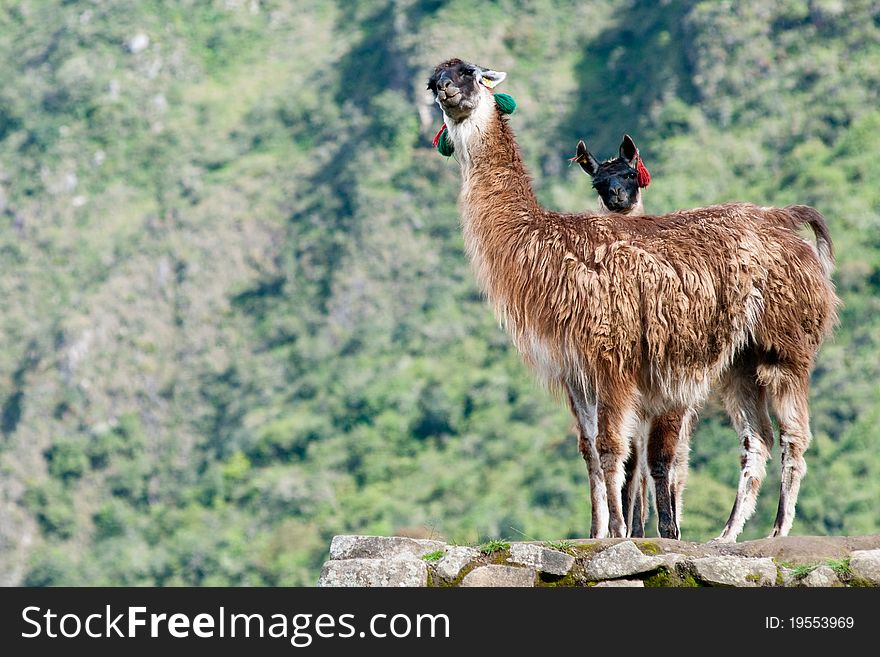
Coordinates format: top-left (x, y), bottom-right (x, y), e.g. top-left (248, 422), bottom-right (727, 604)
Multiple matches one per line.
top-left (508, 543), bottom-right (575, 576)
top-left (318, 558), bottom-right (428, 587)
top-left (584, 541), bottom-right (663, 580)
top-left (329, 535), bottom-right (445, 561)
top-left (849, 549), bottom-right (880, 585)
top-left (435, 546), bottom-right (481, 581)
top-left (460, 565), bottom-right (535, 587)
top-left (689, 556), bottom-right (777, 587)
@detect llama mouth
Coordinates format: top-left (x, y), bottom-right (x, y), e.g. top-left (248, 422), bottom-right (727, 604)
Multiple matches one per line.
top-left (437, 88), bottom-right (462, 107)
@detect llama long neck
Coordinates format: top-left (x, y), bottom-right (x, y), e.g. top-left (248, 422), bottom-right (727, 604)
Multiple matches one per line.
top-left (448, 102), bottom-right (540, 213)
top-left (445, 100), bottom-right (546, 298)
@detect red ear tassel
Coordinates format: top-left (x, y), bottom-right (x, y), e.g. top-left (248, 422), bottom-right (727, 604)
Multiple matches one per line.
top-left (432, 123), bottom-right (447, 148)
top-left (636, 151), bottom-right (651, 188)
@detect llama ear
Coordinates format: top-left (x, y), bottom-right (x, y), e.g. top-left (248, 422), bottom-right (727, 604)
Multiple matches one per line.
top-left (619, 134), bottom-right (638, 166)
top-left (575, 140), bottom-right (600, 176)
top-left (480, 69), bottom-right (507, 88)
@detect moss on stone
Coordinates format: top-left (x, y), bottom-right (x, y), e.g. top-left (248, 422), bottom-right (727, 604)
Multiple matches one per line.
top-left (537, 571), bottom-right (579, 587)
top-left (635, 540), bottom-right (662, 555)
top-left (644, 566), bottom-right (702, 587)
top-left (847, 576), bottom-right (876, 588)
top-left (775, 568), bottom-right (786, 587)
top-left (570, 542), bottom-right (603, 558)
top-left (644, 567), bottom-right (674, 587)
top-left (440, 561), bottom-right (478, 588)
top-left (489, 549), bottom-right (512, 565)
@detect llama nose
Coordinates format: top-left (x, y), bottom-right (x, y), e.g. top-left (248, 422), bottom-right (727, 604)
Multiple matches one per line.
top-left (438, 74), bottom-right (452, 90)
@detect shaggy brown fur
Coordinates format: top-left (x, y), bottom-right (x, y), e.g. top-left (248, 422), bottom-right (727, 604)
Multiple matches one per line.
top-left (428, 58), bottom-right (838, 540)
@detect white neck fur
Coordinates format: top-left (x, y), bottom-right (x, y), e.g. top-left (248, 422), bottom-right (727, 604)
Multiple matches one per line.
top-left (597, 191), bottom-right (645, 216)
top-left (441, 88), bottom-right (496, 171)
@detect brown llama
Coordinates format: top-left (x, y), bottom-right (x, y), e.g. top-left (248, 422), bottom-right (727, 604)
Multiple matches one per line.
top-left (573, 135), bottom-right (691, 538)
top-left (427, 58), bottom-right (838, 540)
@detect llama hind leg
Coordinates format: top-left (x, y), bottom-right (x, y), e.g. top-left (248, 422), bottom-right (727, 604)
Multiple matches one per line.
top-left (715, 373), bottom-right (773, 543)
top-left (648, 410), bottom-right (687, 540)
top-left (671, 408), bottom-right (695, 535)
top-left (623, 446), bottom-right (646, 537)
top-left (768, 375), bottom-right (812, 537)
top-left (623, 424), bottom-right (649, 537)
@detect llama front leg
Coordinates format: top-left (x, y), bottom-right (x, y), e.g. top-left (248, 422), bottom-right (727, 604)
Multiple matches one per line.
top-left (578, 431), bottom-right (608, 537)
top-left (769, 376), bottom-right (812, 537)
top-left (596, 402), bottom-right (634, 538)
top-left (566, 385), bottom-right (606, 537)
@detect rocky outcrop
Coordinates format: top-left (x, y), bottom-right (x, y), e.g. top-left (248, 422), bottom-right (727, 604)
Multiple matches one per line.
top-left (318, 535), bottom-right (880, 587)
top-left (686, 556), bottom-right (777, 587)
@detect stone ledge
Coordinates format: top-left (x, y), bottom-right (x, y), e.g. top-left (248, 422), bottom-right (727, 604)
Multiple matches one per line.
top-left (317, 535), bottom-right (880, 587)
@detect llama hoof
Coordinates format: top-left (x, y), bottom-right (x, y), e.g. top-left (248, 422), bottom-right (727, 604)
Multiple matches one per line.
top-left (708, 535), bottom-right (736, 544)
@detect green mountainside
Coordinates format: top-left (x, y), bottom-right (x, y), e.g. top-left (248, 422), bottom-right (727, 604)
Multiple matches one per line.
top-left (0, 0), bottom-right (878, 586)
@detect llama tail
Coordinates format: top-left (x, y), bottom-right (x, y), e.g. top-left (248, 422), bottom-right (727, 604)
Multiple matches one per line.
top-left (783, 204), bottom-right (835, 280)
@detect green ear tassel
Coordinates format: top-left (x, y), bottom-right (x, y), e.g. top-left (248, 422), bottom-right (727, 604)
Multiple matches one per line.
top-left (492, 93), bottom-right (516, 115)
top-left (435, 93), bottom-right (516, 157)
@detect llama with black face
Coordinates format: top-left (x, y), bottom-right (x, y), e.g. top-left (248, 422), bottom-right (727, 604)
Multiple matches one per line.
top-left (573, 134), bottom-right (690, 538)
top-left (573, 135), bottom-right (648, 216)
top-left (428, 57), bottom-right (837, 541)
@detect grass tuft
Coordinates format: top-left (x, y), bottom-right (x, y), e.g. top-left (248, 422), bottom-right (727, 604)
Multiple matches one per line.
top-left (544, 539), bottom-right (575, 554)
top-left (478, 539), bottom-right (510, 555)
top-left (825, 557), bottom-right (851, 577)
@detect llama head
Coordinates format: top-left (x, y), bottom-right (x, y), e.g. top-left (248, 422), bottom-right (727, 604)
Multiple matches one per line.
top-left (427, 58), bottom-right (506, 124)
top-left (574, 135), bottom-right (645, 214)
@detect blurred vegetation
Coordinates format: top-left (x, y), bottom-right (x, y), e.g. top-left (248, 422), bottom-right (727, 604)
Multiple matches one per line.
top-left (0, 0), bottom-right (878, 586)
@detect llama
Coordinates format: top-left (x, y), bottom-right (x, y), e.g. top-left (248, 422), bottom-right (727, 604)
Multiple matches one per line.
top-left (573, 135), bottom-right (646, 216)
top-left (573, 135), bottom-right (691, 538)
top-left (428, 58), bottom-right (838, 540)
